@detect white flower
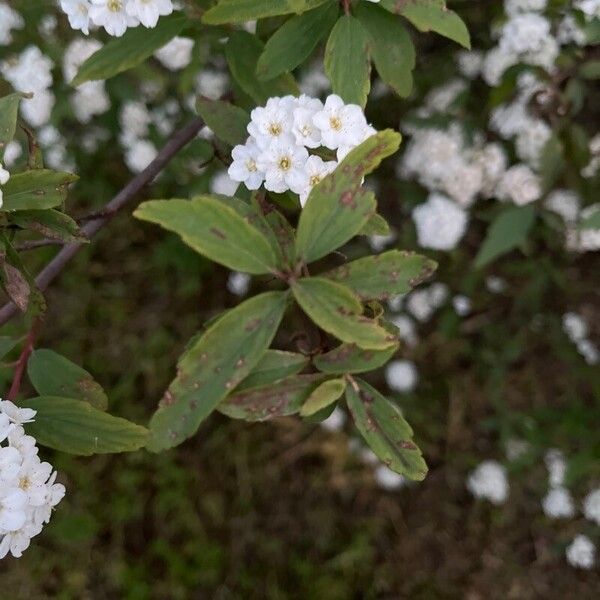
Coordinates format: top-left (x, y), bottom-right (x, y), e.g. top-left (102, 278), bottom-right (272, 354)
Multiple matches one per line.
top-left (500, 14), bottom-right (552, 56)
top-left (374, 465), bottom-right (406, 490)
top-left (542, 487), bottom-right (575, 519)
top-left (256, 137), bottom-right (308, 194)
top-left (154, 36), bottom-right (194, 70)
top-left (515, 119), bottom-right (552, 168)
top-left (126, 0), bottom-right (173, 28)
top-left (89, 0), bottom-right (139, 37)
top-left (496, 164), bottom-right (541, 205)
top-left (456, 50), bottom-right (484, 79)
top-left (228, 140), bottom-right (264, 191)
top-left (195, 70), bottom-right (229, 101)
top-left (390, 314), bottom-right (419, 348)
top-left (0, 447), bottom-right (21, 483)
top-left (291, 155), bottom-right (337, 206)
top-left (562, 312), bottom-right (588, 343)
top-left (385, 360), bottom-right (418, 393)
top-left (467, 460), bottom-right (509, 505)
top-left (63, 38), bottom-right (103, 84)
top-left (210, 171), bottom-right (238, 196)
top-left (60, 0), bottom-right (92, 35)
top-left (583, 488), bottom-right (600, 526)
top-left (452, 295), bottom-right (472, 316)
top-left (545, 190), bottom-right (581, 223)
top-left (0, 2), bottom-right (25, 45)
top-left (247, 101), bottom-right (294, 149)
top-left (124, 139), bottom-right (157, 173)
top-left (312, 94), bottom-right (369, 150)
top-left (544, 449), bottom-right (567, 488)
top-left (575, 0), bottom-right (600, 20)
top-left (292, 99), bottom-right (324, 148)
top-left (0, 401), bottom-right (36, 426)
top-left (412, 193), bottom-right (469, 251)
top-left (566, 535), bottom-right (596, 569)
top-left (120, 100), bottom-right (152, 140)
top-left (227, 272), bottom-right (251, 297)
top-left (0, 163), bottom-right (9, 188)
top-left (577, 339), bottom-right (599, 365)
top-left (0, 487), bottom-right (28, 532)
top-left (320, 407), bottom-right (346, 432)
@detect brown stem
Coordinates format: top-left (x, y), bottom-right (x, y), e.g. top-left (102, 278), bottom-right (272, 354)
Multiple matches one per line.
top-left (7, 317), bottom-right (41, 401)
top-left (0, 117), bottom-right (204, 327)
top-left (341, 0), bottom-right (351, 15)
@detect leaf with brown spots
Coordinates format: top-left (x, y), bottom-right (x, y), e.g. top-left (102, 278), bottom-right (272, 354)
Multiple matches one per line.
top-left (134, 195), bottom-right (281, 275)
top-left (27, 349), bottom-right (108, 410)
top-left (219, 374), bottom-right (327, 421)
top-left (295, 130), bottom-right (401, 264)
top-left (313, 342), bottom-right (398, 375)
top-left (0, 170), bottom-right (78, 211)
top-left (324, 250), bottom-right (437, 301)
top-left (237, 350), bottom-right (309, 391)
top-left (292, 277), bottom-right (397, 350)
top-left (346, 378), bottom-right (427, 480)
top-left (147, 291), bottom-right (288, 451)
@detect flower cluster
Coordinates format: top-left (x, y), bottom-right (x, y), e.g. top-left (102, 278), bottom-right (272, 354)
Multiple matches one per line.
top-left (60, 0), bottom-right (174, 37)
top-left (228, 94), bottom-right (376, 205)
top-left (562, 312), bottom-right (599, 365)
top-left (0, 400), bottom-right (65, 559)
top-left (0, 46), bottom-right (54, 127)
top-left (467, 460), bottom-right (509, 505)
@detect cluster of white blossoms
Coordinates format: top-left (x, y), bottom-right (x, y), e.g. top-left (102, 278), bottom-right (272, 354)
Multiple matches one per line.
top-left (0, 162), bottom-right (9, 209)
top-left (119, 101), bottom-right (158, 174)
top-left (542, 448), bottom-right (575, 519)
top-left (566, 534), bottom-right (596, 569)
top-left (562, 312), bottom-right (599, 365)
top-left (63, 38), bottom-right (111, 124)
top-left (228, 94), bottom-right (375, 206)
top-left (0, 400), bottom-right (65, 559)
top-left (0, 46), bottom-right (54, 128)
top-left (59, 0), bottom-right (174, 37)
top-left (467, 460), bottom-right (509, 505)
top-left (0, 2), bottom-right (24, 46)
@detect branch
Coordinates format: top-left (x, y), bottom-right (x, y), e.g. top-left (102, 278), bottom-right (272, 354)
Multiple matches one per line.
top-left (6, 317), bottom-right (40, 400)
top-left (0, 117), bottom-right (204, 327)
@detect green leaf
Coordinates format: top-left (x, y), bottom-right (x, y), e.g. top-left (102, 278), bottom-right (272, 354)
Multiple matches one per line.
top-left (257, 3), bottom-right (339, 80)
top-left (300, 378), bottom-right (345, 417)
top-left (22, 397), bottom-right (148, 456)
top-left (203, 0), bottom-right (330, 24)
top-left (195, 97), bottom-right (249, 146)
top-left (27, 349), bottom-right (108, 410)
top-left (0, 337), bottom-right (18, 360)
top-left (0, 170), bottom-right (78, 212)
top-left (539, 133), bottom-right (565, 191)
top-left (355, 3), bottom-right (415, 97)
top-left (381, 0), bottom-right (470, 49)
top-left (10, 209), bottom-right (86, 242)
top-left (134, 196), bottom-right (280, 275)
top-left (148, 291), bottom-right (288, 451)
top-left (72, 13), bottom-right (188, 85)
top-left (475, 205), bottom-right (536, 269)
top-left (324, 15), bottom-right (371, 107)
top-left (580, 59), bottom-right (600, 79)
top-left (219, 374), bottom-right (326, 421)
top-left (225, 31), bottom-right (299, 105)
top-left (358, 213), bottom-right (391, 237)
top-left (345, 378), bottom-right (427, 480)
top-left (0, 93), bottom-right (21, 155)
top-left (292, 277), bottom-right (397, 350)
top-left (237, 349), bottom-right (309, 390)
top-left (580, 207), bottom-right (600, 230)
top-left (295, 130), bottom-right (401, 263)
top-left (314, 342), bottom-right (398, 375)
top-left (324, 250), bottom-right (437, 300)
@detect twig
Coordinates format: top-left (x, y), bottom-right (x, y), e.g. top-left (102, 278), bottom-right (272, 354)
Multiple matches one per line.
top-left (6, 317), bottom-right (40, 400)
top-left (0, 117), bottom-right (204, 327)
top-left (14, 239), bottom-right (69, 252)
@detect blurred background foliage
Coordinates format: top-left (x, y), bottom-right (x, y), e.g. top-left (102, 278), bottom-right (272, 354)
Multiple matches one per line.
top-left (0, 0), bottom-right (599, 597)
